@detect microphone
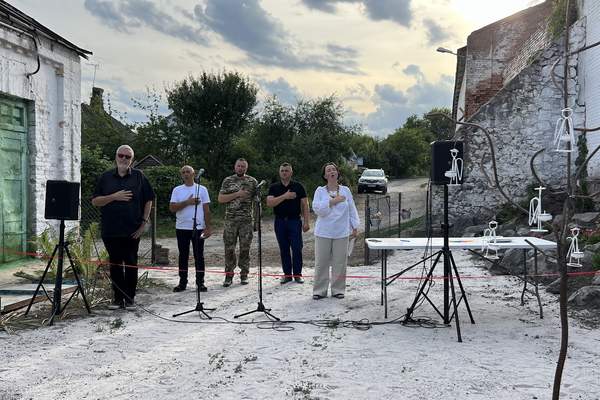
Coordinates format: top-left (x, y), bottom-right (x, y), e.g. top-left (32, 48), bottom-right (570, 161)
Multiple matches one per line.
top-left (256, 179), bottom-right (267, 189)
top-left (195, 168), bottom-right (205, 181)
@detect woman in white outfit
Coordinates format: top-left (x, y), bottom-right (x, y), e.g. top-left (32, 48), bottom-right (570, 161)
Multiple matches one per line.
top-left (311, 162), bottom-right (360, 299)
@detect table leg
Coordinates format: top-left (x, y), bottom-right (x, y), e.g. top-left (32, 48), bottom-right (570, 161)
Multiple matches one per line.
top-left (534, 249), bottom-right (543, 319)
top-left (521, 249), bottom-right (527, 306)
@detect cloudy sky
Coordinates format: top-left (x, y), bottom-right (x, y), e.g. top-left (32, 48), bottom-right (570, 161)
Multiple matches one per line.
top-left (16, 0), bottom-right (543, 137)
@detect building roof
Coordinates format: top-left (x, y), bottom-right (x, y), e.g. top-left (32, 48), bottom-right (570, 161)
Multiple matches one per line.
top-left (133, 155), bottom-right (164, 170)
top-left (0, 1), bottom-right (92, 59)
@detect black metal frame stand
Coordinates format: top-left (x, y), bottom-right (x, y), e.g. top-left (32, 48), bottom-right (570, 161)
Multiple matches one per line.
top-left (396, 185), bottom-right (474, 341)
top-left (467, 244), bottom-right (543, 319)
top-left (235, 188), bottom-right (279, 321)
top-left (25, 219), bottom-right (91, 325)
top-left (173, 174), bottom-right (215, 319)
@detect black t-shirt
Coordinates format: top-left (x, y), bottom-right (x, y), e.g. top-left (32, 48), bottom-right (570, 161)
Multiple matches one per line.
top-left (267, 180), bottom-right (307, 219)
top-left (92, 168), bottom-right (155, 238)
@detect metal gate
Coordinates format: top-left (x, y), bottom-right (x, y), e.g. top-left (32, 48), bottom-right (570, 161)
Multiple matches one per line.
top-left (363, 190), bottom-right (425, 265)
top-left (0, 96), bottom-right (27, 264)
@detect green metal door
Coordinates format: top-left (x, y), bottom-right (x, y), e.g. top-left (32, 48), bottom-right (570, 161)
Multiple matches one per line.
top-left (0, 96), bottom-right (27, 264)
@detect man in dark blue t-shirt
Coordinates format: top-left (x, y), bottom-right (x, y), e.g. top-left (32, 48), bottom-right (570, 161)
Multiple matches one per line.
top-left (266, 163), bottom-right (310, 284)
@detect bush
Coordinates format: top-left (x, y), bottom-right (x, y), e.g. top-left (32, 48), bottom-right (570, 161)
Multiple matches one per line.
top-left (81, 145), bottom-right (113, 201)
top-left (592, 252), bottom-right (600, 271)
top-left (143, 165), bottom-right (182, 218)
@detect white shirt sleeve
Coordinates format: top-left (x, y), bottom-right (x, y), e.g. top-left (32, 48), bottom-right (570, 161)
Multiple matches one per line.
top-left (345, 187), bottom-right (360, 229)
top-left (200, 185), bottom-right (211, 204)
top-left (312, 186), bottom-right (332, 217)
top-left (169, 186), bottom-right (179, 203)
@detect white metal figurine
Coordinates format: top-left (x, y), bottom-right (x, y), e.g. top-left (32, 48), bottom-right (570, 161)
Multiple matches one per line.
top-left (482, 220), bottom-right (500, 259)
top-left (444, 148), bottom-right (463, 186)
top-left (567, 227), bottom-right (584, 268)
top-left (553, 107), bottom-right (575, 153)
top-left (529, 186), bottom-right (553, 232)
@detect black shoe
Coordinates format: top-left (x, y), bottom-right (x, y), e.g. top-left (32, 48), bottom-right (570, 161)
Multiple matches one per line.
top-left (173, 284), bottom-right (187, 292)
top-left (240, 276), bottom-right (249, 285)
top-left (124, 300), bottom-right (137, 311)
top-left (332, 293), bottom-right (345, 299)
top-left (108, 300), bottom-right (123, 310)
top-left (199, 284), bottom-right (208, 292)
top-left (312, 294), bottom-right (325, 300)
top-left (280, 276), bottom-right (293, 284)
top-left (223, 278), bottom-right (233, 287)
top-left (294, 276), bottom-right (304, 284)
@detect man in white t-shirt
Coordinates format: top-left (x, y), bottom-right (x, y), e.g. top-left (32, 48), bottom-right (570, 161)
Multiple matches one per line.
top-left (169, 165), bottom-right (212, 292)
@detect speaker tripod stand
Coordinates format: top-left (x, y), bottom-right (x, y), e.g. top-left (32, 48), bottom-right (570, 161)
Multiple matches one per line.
top-left (399, 184), bottom-right (474, 342)
top-left (25, 219), bottom-right (91, 325)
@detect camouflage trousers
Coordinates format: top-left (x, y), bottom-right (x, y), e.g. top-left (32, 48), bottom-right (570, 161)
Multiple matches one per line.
top-left (223, 219), bottom-right (254, 278)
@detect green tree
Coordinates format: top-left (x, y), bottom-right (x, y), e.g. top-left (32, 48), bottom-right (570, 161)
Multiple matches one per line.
top-left (81, 145), bottom-right (113, 201)
top-left (130, 89), bottom-right (186, 165)
top-left (348, 133), bottom-right (386, 170)
top-left (81, 88), bottom-right (133, 159)
top-left (236, 96), bottom-right (358, 194)
top-left (166, 71), bottom-right (258, 184)
top-left (143, 165), bottom-right (182, 219)
top-left (382, 127), bottom-right (430, 177)
top-left (425, 107), bottom-right (453, 141)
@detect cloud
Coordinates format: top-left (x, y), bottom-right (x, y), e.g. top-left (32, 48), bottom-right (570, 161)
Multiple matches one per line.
top-left (402, 64), bottom-right (424, 81)
top-left (423, 18), bottom-right (452, 45)
top-left (301, 0), bottom-right (339, 13)
top-left (359, 70), bottom-right (453, 137)
top-left (363, 0), bottom-right (412, 27)
top-left (194, 0), bottom-right (362, 74)
top-left (258, 77), bottom-right (302, 106)
top-left (301, 0), bottom-right (413, 27)
top-left (374, 84), bottom-right (408, 104)
top-left (83, 0), bottom-right (133, 33)
top-left (402, 64), bottom-right (423, 78)
top-left (326, 43), bottom-right (359, 59)
top-left (84, 0), bottom-right (207, 45)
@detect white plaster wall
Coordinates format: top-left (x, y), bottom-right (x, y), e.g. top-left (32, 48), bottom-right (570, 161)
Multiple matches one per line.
top-left (581, 0), bottom-right (600, 176)
top-left (0, 27), bottom-right (82, 236)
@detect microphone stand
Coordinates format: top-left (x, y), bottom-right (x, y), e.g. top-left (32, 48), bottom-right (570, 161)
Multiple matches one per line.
top-left (235, 182), bottom-right (279, 321)
top-left (173, 171), bottom-right (215, 319)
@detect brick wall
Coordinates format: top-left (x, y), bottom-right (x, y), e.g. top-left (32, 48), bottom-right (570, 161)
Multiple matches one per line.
top-left (463, 1), bottom-right (553, 119)
top-left (503, 27), bottom-right (552, 85)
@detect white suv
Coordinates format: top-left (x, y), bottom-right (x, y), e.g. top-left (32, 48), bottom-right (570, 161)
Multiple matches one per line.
top-left (358, 169), bottom-right (388, 194)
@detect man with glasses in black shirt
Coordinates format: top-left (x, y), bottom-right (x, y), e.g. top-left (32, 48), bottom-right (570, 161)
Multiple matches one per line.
top-left (92, 145), bottom-right (155, 310)
top-left (266, 162), bottom-right (310, 284)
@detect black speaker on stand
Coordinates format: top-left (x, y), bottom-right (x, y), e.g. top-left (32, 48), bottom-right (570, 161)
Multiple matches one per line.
top-left (431, 140), bottom-right (464, 185)
top-left (399, 141), bottom-right (474, 342)
top-left (25, 180), bottom-right (91, 324)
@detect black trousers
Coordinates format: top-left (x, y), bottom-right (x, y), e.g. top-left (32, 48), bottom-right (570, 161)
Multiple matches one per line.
top-left (102, 237), bottom-right (140, 303)
top-left (176, 229), bottom-right (205, 285)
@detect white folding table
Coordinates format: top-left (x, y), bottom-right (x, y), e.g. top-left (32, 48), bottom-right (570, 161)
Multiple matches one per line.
top-left (366, 236), bottom-right (557, 320)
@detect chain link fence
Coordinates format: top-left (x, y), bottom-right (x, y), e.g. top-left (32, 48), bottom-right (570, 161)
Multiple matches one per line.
top-left (80, 199), bottom-right (156, 266)
top-left (363, 190), bottom-right (427, 265)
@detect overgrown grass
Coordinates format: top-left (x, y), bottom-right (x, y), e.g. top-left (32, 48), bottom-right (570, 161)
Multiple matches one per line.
top-left (368, 215), bottom-right (425, 238)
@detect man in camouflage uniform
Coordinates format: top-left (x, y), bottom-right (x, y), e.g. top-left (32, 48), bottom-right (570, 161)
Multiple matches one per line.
top-left (218, 158), bottom-right (258, 287)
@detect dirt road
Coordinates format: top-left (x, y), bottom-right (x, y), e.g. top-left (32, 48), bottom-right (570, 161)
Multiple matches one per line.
top-left (158, 178), bottom-right (428, 277)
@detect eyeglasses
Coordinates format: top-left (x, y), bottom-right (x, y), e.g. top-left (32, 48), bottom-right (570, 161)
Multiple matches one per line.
top-left (117, 153), bottom-right (132, 160)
